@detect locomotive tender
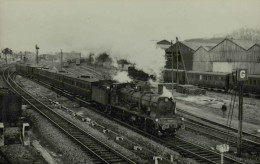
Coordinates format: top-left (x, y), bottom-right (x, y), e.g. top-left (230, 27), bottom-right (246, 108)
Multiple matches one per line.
top-left (16, 63), bottom-right (183, 136)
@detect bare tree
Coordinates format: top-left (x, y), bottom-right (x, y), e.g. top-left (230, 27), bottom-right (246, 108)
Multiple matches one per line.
top-left (228, 28), bottom-right (260, 42)
top-left (2, 48), bottom-right (13, 64)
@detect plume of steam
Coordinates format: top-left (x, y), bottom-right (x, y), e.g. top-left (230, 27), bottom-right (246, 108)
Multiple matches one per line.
top-left (81, 38), bottom-right (166, 81)
top-left (161, 86), bottom-right (173, 98)
top-left (109, 40), bottom-right (166, 79)
top-left (112, 71), bottom-right (132, 83)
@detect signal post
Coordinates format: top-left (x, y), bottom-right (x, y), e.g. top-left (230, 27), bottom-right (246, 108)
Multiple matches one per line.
top-left (35, 44), bottom-right (39, 65)
top-left (236, 69), bottom-right (248, 157)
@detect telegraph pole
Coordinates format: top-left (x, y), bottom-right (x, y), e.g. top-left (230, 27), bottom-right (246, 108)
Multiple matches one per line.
top-left (35, 44), bottom-right (39, 65)
top-left (176, 37), bottom-right (179, 85)
top-left (236, 69), bottom-right (247, 157)
top-left (171, 40), bottom-right (174, 97)
top-left (60, 49), bottom-right (63, 71)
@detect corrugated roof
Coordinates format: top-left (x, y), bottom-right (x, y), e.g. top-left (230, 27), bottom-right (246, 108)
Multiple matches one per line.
top-left (229, 39), bottom-right (256, 50)
top-left (166, 38), bottom-right (260, 52)
top-left (196, 46), bottom-right (213, 51)
top-left (157, 40), bottom-right (171, 45)
top-left (181, 38), bottom-right (223, 51)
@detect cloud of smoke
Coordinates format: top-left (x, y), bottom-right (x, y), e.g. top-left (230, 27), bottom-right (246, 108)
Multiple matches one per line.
top-left (109, 40), bottom-right (166, 79)
top-left (112, 71), bottom-right (132, 83)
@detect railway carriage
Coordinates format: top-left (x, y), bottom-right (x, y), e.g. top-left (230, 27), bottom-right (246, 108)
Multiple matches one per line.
top-left (229, 74), bottom-right (260, 94)
top-left (15, 64), bottom-right (29, 76)
top-left (63, 74), bottom-right (98, 100)
top-left (246, 75), bottom-right (260, 94)
top-left (187, 71), bottom-right (229, 91)
top-left (51, 71), bottom-right (65, 88)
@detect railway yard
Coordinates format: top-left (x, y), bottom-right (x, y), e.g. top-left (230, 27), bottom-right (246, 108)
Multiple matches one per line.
top-left (0, 57), bottom-right (259, 164)
top-left (1, 2), bottom-right (260, 163)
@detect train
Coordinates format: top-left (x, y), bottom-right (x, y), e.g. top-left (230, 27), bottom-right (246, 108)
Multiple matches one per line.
top-left (0, 87), bottom-right (30, 146)
top-left (164, 69), bottom-right (260, 94)
top-left (16, 63), bottom-right (184, 136)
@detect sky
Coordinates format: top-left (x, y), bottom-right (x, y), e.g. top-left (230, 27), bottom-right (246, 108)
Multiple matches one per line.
top-left (0, 0), bottom-right (260, 54)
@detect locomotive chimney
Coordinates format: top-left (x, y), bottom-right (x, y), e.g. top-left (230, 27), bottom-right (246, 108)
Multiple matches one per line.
top-left (158, 84), bottom-right (163, 95)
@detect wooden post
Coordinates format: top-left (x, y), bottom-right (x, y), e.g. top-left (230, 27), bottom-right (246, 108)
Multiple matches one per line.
top-left (171, 40), bottom-right (174, 96)
top-left (176, 37), bottom-right (179, 85)
top-left (61, 49), bottom-right (63, 71)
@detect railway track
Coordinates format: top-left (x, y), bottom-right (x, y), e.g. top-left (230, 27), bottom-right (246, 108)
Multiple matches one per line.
top-left (79, 65), bottom-right (105, 80)
top-left (19, 73), bottom-right (246, 164)
top-left (3, 68), bottom-right (136, 164)
top-left (67, 64), bottom-right (260, 154)
top-left (177, 108), bottom-right (260, 154)
top-left (198, 86), bottom-right (260, 99)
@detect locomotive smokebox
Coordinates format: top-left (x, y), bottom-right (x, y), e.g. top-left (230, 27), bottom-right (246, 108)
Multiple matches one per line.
top-left (158, 84), bottom-right (163, 95)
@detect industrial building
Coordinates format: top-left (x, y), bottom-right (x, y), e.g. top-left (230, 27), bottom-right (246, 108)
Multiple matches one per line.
top-left (164, 38), bottom-right (221, 70)
top-left (192, 38), bottom-right (260, 74)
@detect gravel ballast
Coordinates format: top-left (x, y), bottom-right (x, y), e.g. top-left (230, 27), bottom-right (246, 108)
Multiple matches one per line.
top-left (23, 108), bottom-right (94, 164)
top-left (16, 73), bottom-right (200, 164)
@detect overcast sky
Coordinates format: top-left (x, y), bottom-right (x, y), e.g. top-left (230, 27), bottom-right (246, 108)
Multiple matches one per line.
top-left (0, 0), bottom-right (260, 54)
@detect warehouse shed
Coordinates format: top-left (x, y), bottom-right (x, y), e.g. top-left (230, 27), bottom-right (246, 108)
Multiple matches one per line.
top-left (192, 38), bottom-right (260, 75)
top-left (165, 38), bottom-right (221, 70)
top-left (192, 46), bottom-right (213, 72)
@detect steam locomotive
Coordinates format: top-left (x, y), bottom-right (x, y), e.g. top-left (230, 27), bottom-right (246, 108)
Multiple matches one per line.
top-left (16, 63), bottom-right (184, 136)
